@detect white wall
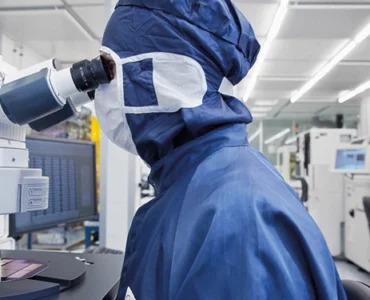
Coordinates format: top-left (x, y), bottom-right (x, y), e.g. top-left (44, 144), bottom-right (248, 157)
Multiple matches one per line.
top-left (0, 34), bottom-right (46, 69)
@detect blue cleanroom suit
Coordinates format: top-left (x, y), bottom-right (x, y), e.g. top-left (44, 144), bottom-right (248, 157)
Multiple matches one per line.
top-left (98, 1), bottom-right (347, 299)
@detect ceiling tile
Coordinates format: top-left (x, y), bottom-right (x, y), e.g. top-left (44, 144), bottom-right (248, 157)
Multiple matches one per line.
top-left (266, 39), bottom-right (349, 61)
top-left (233, 1), bottom-right (278, 37)
top-left (67, 0), bottom-right (104, 3)
top-left (318, 106), bottom-right (360, 116)
top-left (251, 90), bottom-right (292, 100)
top-left (0, 0), bottom-right (61, 7)
top-left (254, 78), bottom-right (303, 92)
top-left (279, 8), bottom-right (370, 39)
top-left (73, 6), bottom-right (105, 38)
top-left (346, 39), bottom-right (370, 61)
top-left (275, 112), bottom-right (314, 120)
top-left (283, 102), bottom-right (330, 113)
top-left (261, 60), bottom-right (320, 77)
top-left (0, 10), bottom-right (93, 42)
top-left (27, 40), bottom-right (100, 62)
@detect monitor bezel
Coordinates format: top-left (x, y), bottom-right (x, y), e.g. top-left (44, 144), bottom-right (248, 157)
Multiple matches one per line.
top-left (330, 145), bottom-right (370, 174)
top-left (9, 137), bottom-right (98, 237)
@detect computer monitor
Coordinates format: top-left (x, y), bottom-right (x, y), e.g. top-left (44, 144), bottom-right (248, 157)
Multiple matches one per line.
top-left (331, 145), bottom-right (370, 174)
top-left (9, 137), bottom-right (97, 236)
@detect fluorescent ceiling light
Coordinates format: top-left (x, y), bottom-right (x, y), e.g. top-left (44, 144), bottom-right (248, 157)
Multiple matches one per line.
top-left (243, 0), bottom-right (289, 103)
top-left (339, 79), bottom-right (370, 103)
top-left (291, 20), bottom-right (370, 103)
top-left (251, 106), bottom-right (273, 113)
top-left (285, 136), bottom-right (297, 145)
top-left (355, 22), bottom-right (370, 43)
top-left (249, 128), bottom-right (262, 143)
top-left (265, 128), bottom-right (291, 145)
top-left (254, 100), bottom-right (279, 106)
top-left (252, 113), bottom-right (268, 119)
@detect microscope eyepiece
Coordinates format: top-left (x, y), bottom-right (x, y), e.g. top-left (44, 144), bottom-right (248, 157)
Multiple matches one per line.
top-left (70, 56), bottom-right (113, 93)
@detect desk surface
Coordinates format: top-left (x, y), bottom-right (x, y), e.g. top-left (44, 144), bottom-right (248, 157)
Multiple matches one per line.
top-left (2, 250), bottom-right (124, 300)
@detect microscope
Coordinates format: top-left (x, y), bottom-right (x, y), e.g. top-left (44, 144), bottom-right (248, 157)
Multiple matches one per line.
top-left (0, 57), bottom-right (124, 300)
top-left (0, 55), bottom-right (112, 216)
top-left (0, 55), bottom-right (112, 259)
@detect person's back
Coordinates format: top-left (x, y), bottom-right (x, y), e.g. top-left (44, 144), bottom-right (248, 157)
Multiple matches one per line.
top-left (95, 1), bottom-right (347, 299)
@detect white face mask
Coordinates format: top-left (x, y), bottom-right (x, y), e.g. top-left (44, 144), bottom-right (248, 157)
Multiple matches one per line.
top-left (94, 46), bottom-right (208, 154)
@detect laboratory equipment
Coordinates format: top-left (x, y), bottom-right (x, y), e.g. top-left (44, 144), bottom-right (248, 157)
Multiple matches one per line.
top-left (0, 55), bottom-right (111, 216)
top-left (0, 55), bottom-right (111, 253)
top-left (295, 128), bottom-right (357, 256)
top-left (331, 143), bottom-right (370, 272)
top-left (277, 144), bottom-right (297, 180)
top-left (1, 250), bottom-right (123, 300)
top-left (9, 137), bottom-right (97, 236)
top-left (331, 146), bottom-right (369, 174)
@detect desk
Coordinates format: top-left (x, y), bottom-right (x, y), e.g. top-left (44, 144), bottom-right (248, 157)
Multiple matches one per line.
top-left (1, 250), bottom-right (124, 300)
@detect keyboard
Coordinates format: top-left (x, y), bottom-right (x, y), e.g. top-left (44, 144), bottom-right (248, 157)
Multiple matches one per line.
top-left (85, 246), bottom-right (124, 255)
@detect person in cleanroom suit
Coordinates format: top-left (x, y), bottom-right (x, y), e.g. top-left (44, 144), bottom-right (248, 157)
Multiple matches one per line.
top-left (94, 0), bottom-right (347, 299)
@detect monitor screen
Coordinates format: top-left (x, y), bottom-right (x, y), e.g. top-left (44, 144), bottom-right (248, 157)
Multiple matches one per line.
top-left (335, 148), bottom-right (367, 170)
top-left (10, 138), bottom-right (97, 236)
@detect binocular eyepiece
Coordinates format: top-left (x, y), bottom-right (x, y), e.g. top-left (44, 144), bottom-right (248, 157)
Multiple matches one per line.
top-left (70, 56), bottom-right (114, 93)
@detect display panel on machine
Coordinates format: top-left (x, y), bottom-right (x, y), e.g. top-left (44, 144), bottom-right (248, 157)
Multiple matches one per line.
top-left (331, 146), bottom-right (370, 174)
top-left (9, 138), bottom-right (97, 236)
top-left (336, 149), bottom-right (366, 170)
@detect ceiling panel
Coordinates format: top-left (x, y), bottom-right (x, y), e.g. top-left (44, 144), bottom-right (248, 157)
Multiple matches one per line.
top-left (261, 60), bottom-right (318, 77)
top-left (28, 40), bottom-right (100, 62)
top-left (338, 99), bottom-right (362, 108)
top-left (275, 112), bottom-right (314, 120)
top-left (318, 106), bottom-right (360, 116)
top-left (266, 39), bottom-right (349, 61)
top-left (0, 10), bottom-right (92, 41)
top-left (279, 8), bottom-right (370, 39)
top-left (73, 6), bottom-right (105, 38)
top-left (251, 89), bottom-right (292, 100)
top-left (327, 64), bottom-right (370, 82)
top-left (255, 78), bottom-right (303, 91)
top-left (0, 0), bottom-right (61, 7)
top-left (307, 65), bottom-right (370, 97)
top-left (346, 39), bottom-right (370, 61)
top-left (234, 2), bottom-right (278, 37)
top-left (300, 88), bottom-right (339, 99)
top-left (283, 102), bottom-right (329, 113)
top-left (67, 0), bottom-right (104, 4)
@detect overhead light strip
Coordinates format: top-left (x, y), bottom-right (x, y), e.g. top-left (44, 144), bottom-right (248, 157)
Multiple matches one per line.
top-left (251, 106), bottom-right (273, 113)
top-left (252, 112), bottom-right (268, 119)
top-left (265, 128), bottom-right (291, 145)
top-left (291, 21), bottom-right (370, 103)
top-left (243, 0), bottom-right (289, 103)
top-left (285, 136), bottom-right (297, 145)
top-left (339, 79), bottom-right (370, 103)
top-left (254, 100), bottom-right (279, 106)
top-left (249, 128), bottom-right (262, 143)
